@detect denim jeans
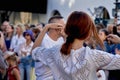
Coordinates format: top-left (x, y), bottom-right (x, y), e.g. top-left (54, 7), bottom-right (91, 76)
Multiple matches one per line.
top-left (19, 55), bottom-right (32, 80)
top-left (19, 63), bottom-right (31, 80)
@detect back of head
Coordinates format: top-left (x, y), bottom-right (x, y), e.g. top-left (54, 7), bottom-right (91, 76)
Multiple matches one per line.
top-left (96, 23), bottom-right (105, 32)
top-left (65, 11), bottom-right (93, 40)
top-left (61, 11), bottom-right (104, 55)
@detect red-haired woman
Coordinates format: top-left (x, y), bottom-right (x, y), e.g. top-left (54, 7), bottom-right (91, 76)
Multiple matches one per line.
top-left (32, 11), bottom-right (120, 80)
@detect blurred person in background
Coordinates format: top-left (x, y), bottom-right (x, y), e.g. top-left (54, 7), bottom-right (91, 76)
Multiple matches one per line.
top-left (97, 29), bottom-right (110, 80)
top-left (107, 25), bottom-right (120, 80)
top-left (0, 21), bottom-right (9, 35)
top-left (5, 24), bottom-right (14, 51)
top-left (4, 51), bottom-right (20, 80)
top-left (117, 24), bottom-right (120, 33)
top-left (107, 24), bottom-right (114, 34)
top-left (36, 23), bottom-right (45, 32)
top-left (32, 28), bottom-right (40, 42)
top-left (97, 29), bottom-right (110, 51)
top-left (18, 30), bottom-right (34, 80)
top-left (30, 24), bottom-right (36, 29)
top-left (10, 24), bottom-right (25, 55)
top-left (32, 15), bottom-right (65, 80)
top-left (24, 24), bottom-right (30, 31)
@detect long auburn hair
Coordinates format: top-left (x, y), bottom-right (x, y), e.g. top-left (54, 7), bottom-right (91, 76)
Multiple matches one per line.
top-left (60, 11), bottom-right (104, 55)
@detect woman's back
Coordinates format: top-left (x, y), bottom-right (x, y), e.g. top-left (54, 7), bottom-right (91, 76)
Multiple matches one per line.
top-left (32, 45), bottom-right (120, 80)
top-left (49, 46), bottom-right (97, 80)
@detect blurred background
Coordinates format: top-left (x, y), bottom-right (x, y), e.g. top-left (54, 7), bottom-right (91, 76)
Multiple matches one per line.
top-left (0, 0), bottom-right (119, 26)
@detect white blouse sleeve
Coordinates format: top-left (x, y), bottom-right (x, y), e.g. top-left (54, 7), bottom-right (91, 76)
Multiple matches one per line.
top-left (32, 47), bottom-right (49, 65)
top-left (90, 49), bottom-right (120, 70)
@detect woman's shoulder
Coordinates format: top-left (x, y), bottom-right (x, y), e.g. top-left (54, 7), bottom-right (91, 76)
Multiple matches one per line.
top-left (83, 46), bottom-right (110, 60)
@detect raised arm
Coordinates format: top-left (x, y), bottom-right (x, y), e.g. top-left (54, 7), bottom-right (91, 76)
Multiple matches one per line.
top-left (31, 25), bottom-right (49, 51)
top-left (31, 23), bottom-right (64, 54)
top-left (0, 31), bottom-right (6, 52)
top-left (90, 49), bottom-right (120, 70)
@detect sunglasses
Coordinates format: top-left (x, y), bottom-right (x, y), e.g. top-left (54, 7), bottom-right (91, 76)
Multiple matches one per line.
top-left (25, 34), bottom-right (30, 36)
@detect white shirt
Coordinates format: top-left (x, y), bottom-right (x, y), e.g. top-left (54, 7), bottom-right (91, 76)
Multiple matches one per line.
top-left (34, 34), bottom-right (64, 80)
top-left (10, 34), bottom-right (26, 54)
top-left (32, 45), bottom-right (120, 80)
top-left (18, 41), bottom-right (34, 58)
top-left (41, 34), bottom-right (64, 48)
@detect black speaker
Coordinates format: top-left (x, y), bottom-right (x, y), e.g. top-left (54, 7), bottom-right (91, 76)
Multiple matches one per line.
top-left (0, 0), bottom-right (48, 14)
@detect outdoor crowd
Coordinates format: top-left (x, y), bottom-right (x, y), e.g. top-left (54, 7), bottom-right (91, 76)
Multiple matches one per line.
top-left (1, 11), bottom-right (120, 80)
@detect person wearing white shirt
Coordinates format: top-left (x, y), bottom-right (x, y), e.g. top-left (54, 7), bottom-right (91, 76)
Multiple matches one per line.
top-left (10, 24), bottom-right (25, 54)
top-left (32, 11), bottom-right (120, 80)
top-left (32, 15), bottom-right (65, 80)
top-left (41, 34), bottom-right (64, 48)
top-left (19, 30), bottom-right (34, 80)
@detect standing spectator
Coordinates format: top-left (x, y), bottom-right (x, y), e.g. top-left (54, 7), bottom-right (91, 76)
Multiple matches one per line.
top-left (32, 15), bottom-right (65, 80)
top-left (5, 24), bottom-right (14, 51)
top-left (10, 24), bottom-right (25, 55)
top-left (18, 30), bottom-right (34, 80)
top-left (4, 51), bottom-right (20, 80)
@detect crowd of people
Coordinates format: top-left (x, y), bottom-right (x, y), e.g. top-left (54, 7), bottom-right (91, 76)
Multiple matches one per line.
top-left (0, 20), bottom-right (44, 80)
top-left (1, 11), bottom-right (120, 80)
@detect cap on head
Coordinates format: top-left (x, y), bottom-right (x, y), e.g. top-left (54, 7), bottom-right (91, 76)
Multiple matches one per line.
top-left (23, 30), bottom-right (34, 40)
